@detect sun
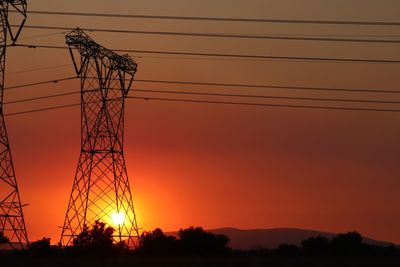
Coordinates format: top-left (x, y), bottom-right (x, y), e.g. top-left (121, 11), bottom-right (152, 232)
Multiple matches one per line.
top-left (111, 211), bottom-right (125, 226)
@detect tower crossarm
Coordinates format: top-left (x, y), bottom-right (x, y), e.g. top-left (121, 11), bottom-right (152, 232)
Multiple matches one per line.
top-left (0, 0), bottom-right (27, 10)
top-left (66, 28), bottom-right (137, 81)
top-left (0, 0), bottom-right (26, 44)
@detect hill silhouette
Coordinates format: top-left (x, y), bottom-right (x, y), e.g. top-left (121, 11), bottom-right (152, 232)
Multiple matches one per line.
top-left (168, 228), bottom-right (395, 250)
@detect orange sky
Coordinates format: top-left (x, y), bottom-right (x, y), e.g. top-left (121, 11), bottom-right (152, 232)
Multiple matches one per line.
top-left (2, 0), bottom-right (400, 244)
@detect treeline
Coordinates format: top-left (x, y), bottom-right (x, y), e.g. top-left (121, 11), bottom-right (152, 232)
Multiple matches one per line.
top-left (0, 222), bottom-right (399, 258)
top-left (139, 229), bottom-right (399, 258)
top-left (268, 231), bottom-right (399, 258)
top-left (139, 227), bottom-right (229, 255)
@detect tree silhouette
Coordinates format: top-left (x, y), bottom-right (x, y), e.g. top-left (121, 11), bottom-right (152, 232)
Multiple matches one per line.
top-left (178, 226), bottom-right (229, 255)
top-left (0, 231), bottom-right (9, 244)
top-left (276, 244), bottom-right (300, 257)
top-left (330, 231), bottom-right (363, 255)
top-left (29, 237), bottom-right (52, 255)
top-left (301, 235), bottom-right (330, 256)
top-left (72, 220), bottom-right (115, 253)
top-left (139, 228), bottom-right (177, 254)
top-left (139, 227), bottom-right (230, 255)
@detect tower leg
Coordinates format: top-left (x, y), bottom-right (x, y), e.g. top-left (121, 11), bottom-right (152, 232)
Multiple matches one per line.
top-left (0, 0), bottom-right (28, 250)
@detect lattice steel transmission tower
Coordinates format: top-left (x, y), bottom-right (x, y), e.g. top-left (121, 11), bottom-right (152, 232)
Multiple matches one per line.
top-left (60, 28), bottom-right (139, 247)
top-left (0, 0), bottom-right (28, 249)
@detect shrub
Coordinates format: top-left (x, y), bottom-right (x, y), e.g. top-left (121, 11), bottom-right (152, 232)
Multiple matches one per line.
top-left (139, 228), bottom-right (177, 255)
top-left (178, 226), bottom-right (230, 255)
top-left (72, 220), bottom-right (115, 254)
top-left (0, 231), bottom-right (9, 244)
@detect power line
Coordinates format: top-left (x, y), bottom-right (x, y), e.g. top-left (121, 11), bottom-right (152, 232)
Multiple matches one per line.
top-left (132, 88), bottom-right (400, 104)
top-left (3, 84), bottom-right (400, 114)
top-left (16, 21), bottom-right (400, 39)
top-left (5, 96), bottom-right (400, 117)
top-left (86, 76), bottom-right (400, 94)
top-left (135, 79), bottom-right (400, 94)
top-left (128, 96), bottom-right (400, 113)
top-left (4, 76), bottom-right (400, 107)
top-left (5, 87), bottom-right (400, 106)
top-left (4, 98), bottom-right (120, 117)
top-left (18, 31), bottom-right (67, 41)
top-left (12, 25), bottom-right (400, 43)
top-left (4, 91), bottom-right (80, 105)
top-left (4, 75), bottom-right (400, 108)
top-left (6, 64), bottom-right (71, 75)
top-left (4, 88), bottom-right (109, 105)
top-left (5, 93), bottom-right (400, 117)
top-left (16, 10), bottom-right (400, 26)
top-left (4, 77), bottom-right (77, 91)
top-left (14, 44), bottom-right (400, 64)
top-left (5, 103), bottom-right (80, 117)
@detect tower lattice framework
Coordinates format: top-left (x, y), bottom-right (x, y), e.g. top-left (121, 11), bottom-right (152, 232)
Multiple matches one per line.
top-left (61, 28), bottom-right (139, 247)
top-left (0, 0), bottom-right (28, 249)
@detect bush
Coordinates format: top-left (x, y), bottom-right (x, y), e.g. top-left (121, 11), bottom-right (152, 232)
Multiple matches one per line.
top-left (301, 235), bottom-right (330, 256)
top-left (72, 220), bottom-right (116, 254)
top-left (178, 226), bottom-right (230, 255)
top-left (0, 231), bottom-right (9, 244)
top-left (276, 244), bottom-right (300, 257)
top-left (28, 238), bottom-right (54, 256)
top-left (330, 231), bottom-right (363, 256)
top-left (139, 228), bottom-right (177, 255)
top-left (139, 226), bottom-right (230, 256)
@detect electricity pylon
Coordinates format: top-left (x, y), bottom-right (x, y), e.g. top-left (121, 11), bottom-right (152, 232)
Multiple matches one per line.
top-left (0, 0), bottom-right (28, 249)
top-left (60, 28), bottom-right (139, 247)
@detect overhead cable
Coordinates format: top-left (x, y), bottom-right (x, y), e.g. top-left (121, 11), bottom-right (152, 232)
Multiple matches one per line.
top-left (12, 25), bottom-right (400, 43)
top-left (16, 10), bottom-right (400, 26)
top-left (14, 44), bottom-right (400, 64)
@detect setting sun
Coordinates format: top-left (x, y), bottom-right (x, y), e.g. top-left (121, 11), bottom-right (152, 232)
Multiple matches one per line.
top-left (111, 212), bottom-right (125, 226)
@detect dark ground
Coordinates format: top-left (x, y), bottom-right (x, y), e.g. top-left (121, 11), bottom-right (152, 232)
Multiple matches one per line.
top-left (1, 256), bottom-right (400, 267)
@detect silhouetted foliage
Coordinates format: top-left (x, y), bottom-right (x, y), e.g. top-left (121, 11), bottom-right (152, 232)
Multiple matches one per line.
top-left (301, 235), bottom-right (330, 256)
top-left (28, 238), bottom-right (54, 256)
top-left (138, 226), bottom-right (230, 256)
top-left (0, 231), bottom-right (9, 244)
top-left (0, 225), bottom-right (398, 263)
top-left (297, 231), bottom-right (400, 258)
top-left (139, 228), bottom-right (177, 255)
top-left (178, 226), bottom-right (230, 255)
top-left (72, 220), bottom-right (115, 253)
top-left (330, 231), bottom-right (363, 256)
top-left (276, 244), bottom-right (300, 257)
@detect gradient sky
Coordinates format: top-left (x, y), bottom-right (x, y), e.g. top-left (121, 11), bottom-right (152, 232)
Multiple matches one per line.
top-left (2, 0), bottom-right (400, 244)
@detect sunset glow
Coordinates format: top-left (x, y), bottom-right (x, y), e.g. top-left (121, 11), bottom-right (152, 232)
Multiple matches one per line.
top-left (111, 211), bottom-right (126, 226)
